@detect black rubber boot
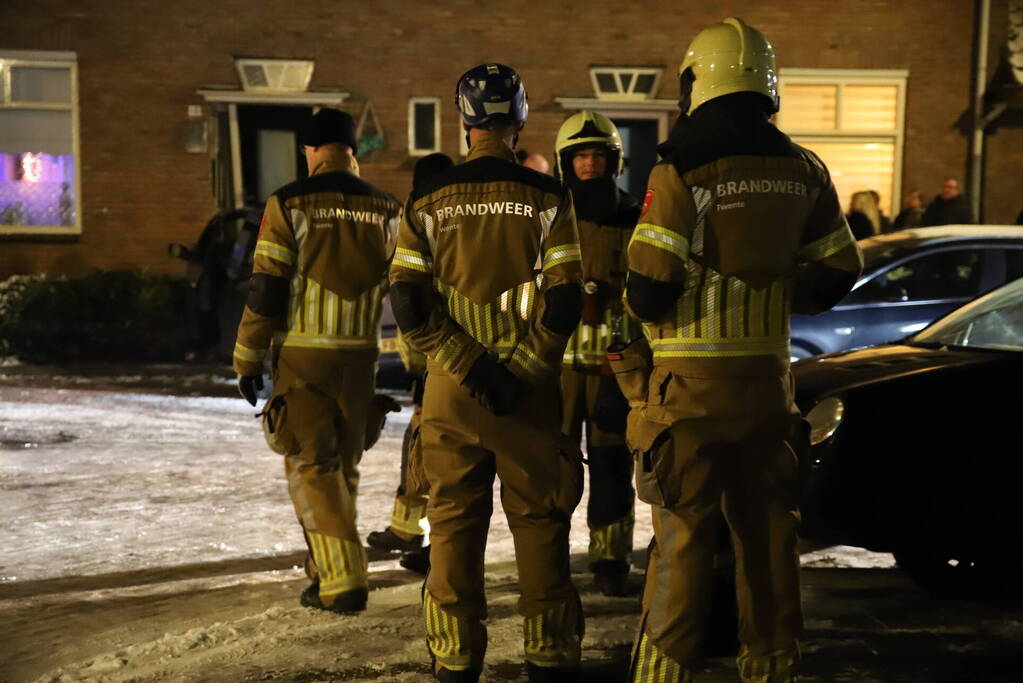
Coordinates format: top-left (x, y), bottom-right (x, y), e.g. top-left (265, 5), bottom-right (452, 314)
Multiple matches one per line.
top-left (367, 527), bottom-right (423, 553)
top-left (400, 544), bottom-right (431, 576)
top-left (299, 581), bottom-right (368, 614)
top-left (592, 559), bottom-right (630, 597)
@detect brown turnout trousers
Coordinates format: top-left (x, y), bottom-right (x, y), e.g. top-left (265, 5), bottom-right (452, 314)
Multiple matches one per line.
top-left (421, 361), bottom-right (584, 672)
top-left (388, 401), bottom-right (428, 538)
top-left (269, 349), bottom-right (377, 604)
top-left (629, 355), bottom-right (804, 680)
top-left (561, 368), bottom-right (635, 566)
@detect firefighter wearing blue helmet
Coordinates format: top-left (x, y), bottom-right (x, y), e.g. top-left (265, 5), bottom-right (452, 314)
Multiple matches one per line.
top-left (389, 63), bottom-right (585, 683)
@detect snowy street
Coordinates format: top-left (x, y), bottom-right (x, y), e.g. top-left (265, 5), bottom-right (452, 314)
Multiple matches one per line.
top-left (1, 367), bottom-right (1021, 682)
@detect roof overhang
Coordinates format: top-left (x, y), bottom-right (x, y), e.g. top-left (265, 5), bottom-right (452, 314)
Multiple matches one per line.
top-left (196, 89), bottom-right (349, 105)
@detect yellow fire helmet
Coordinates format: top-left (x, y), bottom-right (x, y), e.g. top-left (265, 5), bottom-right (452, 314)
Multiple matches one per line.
top-left (553, 110), bottom-right (624, 180)
top-left (679, 17), bottom-right (778, 115)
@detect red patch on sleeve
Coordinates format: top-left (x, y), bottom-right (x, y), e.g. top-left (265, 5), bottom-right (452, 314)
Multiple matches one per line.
top-left (640, 189), bottom-right (655, 219)
top-left (257, 213), bottom-right (268, 238)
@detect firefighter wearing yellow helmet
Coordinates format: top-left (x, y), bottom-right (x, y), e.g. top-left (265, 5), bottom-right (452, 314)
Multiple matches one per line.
top-left (554, 111), bottom-right (642, 597)
top-left (624, 18), bottom-right (863, 682)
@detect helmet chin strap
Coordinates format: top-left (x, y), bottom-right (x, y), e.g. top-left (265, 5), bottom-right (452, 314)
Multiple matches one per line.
top-left (678, 70), bottom-right (695, 115)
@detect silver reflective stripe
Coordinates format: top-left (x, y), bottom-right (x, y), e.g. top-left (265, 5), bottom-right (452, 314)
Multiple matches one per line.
top-left (538, 206), bottom-right (559, 239)
top-left (420, 211), bottom-right (437, 255)
top-left (291, 208), bottom-right (309, 256)
top-left (690, 185), bottom-right (712, 257)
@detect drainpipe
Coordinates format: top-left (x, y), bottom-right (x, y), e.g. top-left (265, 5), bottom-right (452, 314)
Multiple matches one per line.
top-left (969, 0), bottom-right (991, 223)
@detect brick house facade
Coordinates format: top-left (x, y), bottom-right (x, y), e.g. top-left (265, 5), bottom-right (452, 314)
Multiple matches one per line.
top-left (0, 0), bottom-right (1020, 277)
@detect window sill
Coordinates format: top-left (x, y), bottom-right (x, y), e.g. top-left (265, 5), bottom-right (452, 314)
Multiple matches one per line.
top-left (0, 227), bottom-right (81, 242)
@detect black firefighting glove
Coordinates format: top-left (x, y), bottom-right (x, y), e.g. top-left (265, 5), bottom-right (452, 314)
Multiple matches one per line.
top-left (238, 374), bottom-right (264, 406)
top-left (461, 355), bottom-right (522, 417)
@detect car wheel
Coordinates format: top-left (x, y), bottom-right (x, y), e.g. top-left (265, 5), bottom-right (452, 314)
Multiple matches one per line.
top-left (893, 543), bottom-right (1022, 600)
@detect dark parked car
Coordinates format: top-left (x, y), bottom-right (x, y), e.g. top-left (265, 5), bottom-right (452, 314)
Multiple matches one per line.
top-left (790, 225), bottom-right (1023, 360)
top-left (794, 276), bottom-right (1023, 596)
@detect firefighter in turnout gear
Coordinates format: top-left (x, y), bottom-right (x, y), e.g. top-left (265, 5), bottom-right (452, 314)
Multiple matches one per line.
top-left (368, 153), bottom-right (458, 575)
top-left (389, 63), bottom-right (585, 683)
top-left (553, 111), bottom-right (642, 597)
top-left (365, 332), bottom-right (429, 554)
top-left (624, 19), bottom-right (864, 682)
top-left (234, 108), bottom-right (401, 614)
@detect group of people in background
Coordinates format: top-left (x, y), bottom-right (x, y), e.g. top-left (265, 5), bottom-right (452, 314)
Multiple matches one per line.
top-left (849, 176), bottom-right (976, 239)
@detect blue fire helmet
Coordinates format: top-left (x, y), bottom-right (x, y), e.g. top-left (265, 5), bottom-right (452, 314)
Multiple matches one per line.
top-left (455, 63), bottom-right (528, 129)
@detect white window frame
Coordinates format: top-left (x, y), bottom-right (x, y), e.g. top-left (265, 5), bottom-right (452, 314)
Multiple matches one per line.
top-left (777, 68), bottom-right (908, 216)
top-left (0, 50), bottom-right (81, 236)
top-left (408, 97), bottom-right (441, 156)
top-left (589, 67), bottom-right (665, 101)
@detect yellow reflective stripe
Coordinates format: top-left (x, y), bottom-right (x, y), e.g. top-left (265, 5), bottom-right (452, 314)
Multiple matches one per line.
top-left (588, 511), bottom-right (634, 562)
top-left (632, 632), bottom-right (690, 683)
top-left (254, 239), bottom-right (296, 265)
top-left (306, 279), bottom-right (320, 333)
top-left (273, 332), bottom-right (377, 349)
top-left (323, 289), bottom-right (338, 335)
top-left (394, 247), bottom-right (433, 272)
top-left (563, 349), bottom-right (606, 363)
top-left (438, 280), bottom-right (533, 358)
top-left (542, 243), bottom-right (582, 271)
top-left (390, 497), bottom-right (426, 536)
top-left (799, 223), bottom-right (854, 262)
top-left (513, 345), bottom-right (548, 377)
top-left (523, 601), bottom-right (580, 668)
top-left (650, 336), bottom-right (789, 358)
top-left (424, 590), bottom-right (473, 670)
top-left (632, 223), bottom-right (690, 261)
top-left (306, 532), bottom-right (367, 597)
top-left (702, 270), bottom-right (722, 338)
top-left (232, 341), bottom-right (266, 363)
top-left (726, 277), bottom-right (745, 338)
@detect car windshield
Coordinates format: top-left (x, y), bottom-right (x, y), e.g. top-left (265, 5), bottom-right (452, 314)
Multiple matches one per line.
top-left (911, 277), bottom-right (1023, 351)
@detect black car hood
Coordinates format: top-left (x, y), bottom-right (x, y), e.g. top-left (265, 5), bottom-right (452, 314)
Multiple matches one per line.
top-left (793, 343), bottom-right (1013, 404)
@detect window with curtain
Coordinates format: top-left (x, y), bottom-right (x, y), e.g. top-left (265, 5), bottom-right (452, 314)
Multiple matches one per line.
top-left (0, 51), bottom-right (79, 235)
top-left (776, 70), bottom-right (906, 220)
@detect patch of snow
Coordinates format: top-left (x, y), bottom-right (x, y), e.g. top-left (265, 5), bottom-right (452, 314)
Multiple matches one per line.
top-left (800, 545), bottom-right (896, 569)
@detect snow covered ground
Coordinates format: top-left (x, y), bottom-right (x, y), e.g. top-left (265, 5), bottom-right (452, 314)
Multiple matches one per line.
top-left (8, 373), bottom-right (1016, 683)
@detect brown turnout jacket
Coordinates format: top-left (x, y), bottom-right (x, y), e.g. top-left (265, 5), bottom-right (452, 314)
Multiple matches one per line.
top-left (233, 151), bottom-right (401, 377)
top-left (389, 132), bottom-right (582, 384)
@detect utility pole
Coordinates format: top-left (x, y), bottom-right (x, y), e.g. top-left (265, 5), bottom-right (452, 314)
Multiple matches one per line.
top-left (969, 0), bottom-right (991, 223)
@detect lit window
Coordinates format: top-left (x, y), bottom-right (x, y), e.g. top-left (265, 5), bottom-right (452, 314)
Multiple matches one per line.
top-left (0, 51), bottom-right (80, 235)
top-left (408, 97), bottom-right (441, 156)
top-left (777, 70), bottom-right (906, 218)
top-left (589, 67), bottom-right (664, 101)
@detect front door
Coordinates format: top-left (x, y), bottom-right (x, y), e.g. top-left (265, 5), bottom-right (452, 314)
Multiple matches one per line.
top-left (612, 118), bottom-right (659, 200)
top-left (236, 104), bottom-right (311, 203)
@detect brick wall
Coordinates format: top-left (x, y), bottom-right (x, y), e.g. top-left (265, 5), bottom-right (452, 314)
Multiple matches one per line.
top-left (1, 0), bottom-right (1018, 277)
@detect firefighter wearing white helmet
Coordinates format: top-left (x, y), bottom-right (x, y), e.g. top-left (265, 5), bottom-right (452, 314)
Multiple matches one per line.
top-left (623, 18), bottom-right (863, 682)
top-left (553, 111), bottom-right (642, 597)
